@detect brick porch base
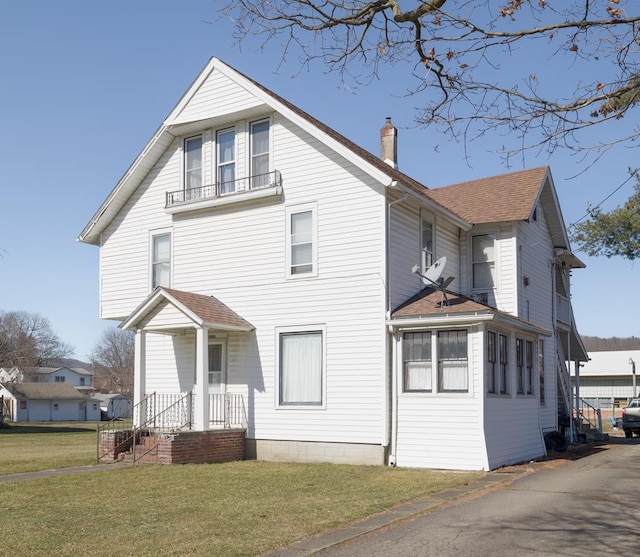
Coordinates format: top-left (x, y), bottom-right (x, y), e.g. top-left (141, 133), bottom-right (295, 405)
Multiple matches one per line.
top-left (100, 429), bottom-right (246, 464)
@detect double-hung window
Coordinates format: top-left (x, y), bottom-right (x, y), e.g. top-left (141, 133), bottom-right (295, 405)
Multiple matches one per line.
top-left (516, 338), bottom-right (525, 394)
top-left (487, 331), bottom-right (497, 394)
top-left (525, 340), bottom-right (534, 395)
top-left (250, 119), bottom-right (270, 188)
top-left (217, 128), bottom-right (236, 194)
top-left (403, 332), bottom-right (432, 392)
top-left (472, 233), bottom-right (496, 289)
top-left (421, 214), bottom-right (434, 272)
top-left (184, 136), bottom-right (203, 192)
top-left (286, 204), bottom-right (317, 278)
top-left (499, 333), bottom-right (508, 395)
top-left (279, 330), bottom-right (323, 406)
top-left (151, 232), bottom-right (171, 289)
top-left (437, 330), bottom-right (468, 392)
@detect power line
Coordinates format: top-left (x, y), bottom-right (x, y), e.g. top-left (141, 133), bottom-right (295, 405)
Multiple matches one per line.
top-left (569, 168), bottom-right (639, 228)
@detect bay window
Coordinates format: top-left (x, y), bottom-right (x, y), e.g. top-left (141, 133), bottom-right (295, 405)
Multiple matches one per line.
top-left (403, 332), bottom-right (432, 392)
top-left (437, 330), bottom-right (469, 393)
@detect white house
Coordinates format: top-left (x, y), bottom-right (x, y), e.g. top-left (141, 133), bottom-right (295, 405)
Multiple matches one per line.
top-left (0, 366), bottom-right (94, 393)
top-left (78, 57), bottom-right (588, 470)
top-left (0, 382), bottom-right (101, 422)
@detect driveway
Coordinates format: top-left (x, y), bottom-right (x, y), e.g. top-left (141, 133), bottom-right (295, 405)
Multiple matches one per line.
top-left (274, 437), bottom-right (640, 557)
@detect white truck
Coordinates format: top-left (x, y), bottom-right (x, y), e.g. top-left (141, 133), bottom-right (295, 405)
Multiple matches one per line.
top-left (622, 398), bottom-right (640, 438)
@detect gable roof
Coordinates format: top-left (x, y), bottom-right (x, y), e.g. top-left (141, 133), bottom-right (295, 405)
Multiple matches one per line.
top-left (120, 287), bottom-right (254, 332)
top-left (428, 166), bottom-right (548, 224)
top-left (428, 166), bottom-right (576, 251)
top-left (2, 382), bottom-right (88, 400)
top-left (77, 57), bottom-right (468, 246)
top-left (390, 287), bottom-right (550, 336)
top-left (20, 366), bottom-right (93, 377)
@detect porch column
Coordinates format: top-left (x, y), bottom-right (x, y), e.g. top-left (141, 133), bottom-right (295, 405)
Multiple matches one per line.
top-left (133, 329), bottom-right (146, 428)
top-left (194, 326), bottom-right (210, 430)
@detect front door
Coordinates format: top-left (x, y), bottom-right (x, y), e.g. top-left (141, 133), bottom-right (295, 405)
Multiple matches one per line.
top-left (208, 342), bottom-right (226, 425)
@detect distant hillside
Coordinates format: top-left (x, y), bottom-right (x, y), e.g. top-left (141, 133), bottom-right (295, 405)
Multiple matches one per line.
top-left (51, 358), bottom-right (92, 370)
top-left (582, 336), bottom-right (640, 352)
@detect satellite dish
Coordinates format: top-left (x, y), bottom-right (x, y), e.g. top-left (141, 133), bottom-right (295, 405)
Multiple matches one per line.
top-left (412, 256), bottom-right (455, 307)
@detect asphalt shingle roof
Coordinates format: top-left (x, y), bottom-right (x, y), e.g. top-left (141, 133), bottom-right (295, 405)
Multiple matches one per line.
top-left (427, 166), bottom-right (548, 224)
top-left (3, 382), bottom-right (87, 400)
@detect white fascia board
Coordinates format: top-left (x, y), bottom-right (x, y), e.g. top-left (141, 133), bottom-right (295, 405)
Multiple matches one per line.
top-left (77, 126), bottom-right (175, 245)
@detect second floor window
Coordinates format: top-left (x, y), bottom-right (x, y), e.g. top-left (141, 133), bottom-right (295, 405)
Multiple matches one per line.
top-left (217, 129), bottom-right (236, 194)
top-left (152, 233), bottom-right (171, 289)
top-left (287, 205), bottom-right (317, 277)
top-left (54, 376), bottom-right (65, 382)
top-left (184, 136), bottom-right (202, 190)
top-left (251, 119), bottom-right (270, 187)
top-left (421, 215), bottom-right (433, 272)
top-left (472, 233), bottom-right (496, 289)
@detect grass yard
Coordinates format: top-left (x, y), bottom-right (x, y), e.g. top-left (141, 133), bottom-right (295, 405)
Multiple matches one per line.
top-left (0, 422), bottom-right (483, 556)
top-left (0, 422), bottom-right (98, 474)
top-left (0, 460), bottom-right (481, 556)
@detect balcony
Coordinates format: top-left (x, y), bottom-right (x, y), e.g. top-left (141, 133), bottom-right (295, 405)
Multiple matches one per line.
top-left (165, 170), bottom-right (282, 214)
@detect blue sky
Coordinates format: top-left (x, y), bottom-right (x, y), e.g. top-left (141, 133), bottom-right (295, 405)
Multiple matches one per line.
top-left (0, 1), bottom-right (637, 360)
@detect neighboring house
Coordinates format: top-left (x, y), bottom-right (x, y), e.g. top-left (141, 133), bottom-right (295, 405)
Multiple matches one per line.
top-left (95, 393), bottom-right (133, 419)
top-left (571, 350), bottom-right (640, 406)
top-left (0, 366), bottom-right (95, 393)
top-left (0, 383), bottom-right (101, 422)
top-left (78, 57), bottom-right (588, 471)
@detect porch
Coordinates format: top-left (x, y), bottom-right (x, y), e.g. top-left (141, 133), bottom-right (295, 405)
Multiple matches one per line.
top-left (97, 392), bottom-right (247, 464)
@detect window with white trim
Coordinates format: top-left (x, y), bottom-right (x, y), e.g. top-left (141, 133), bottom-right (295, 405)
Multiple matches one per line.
top-left (472, 233), bottom-right (496, 289)
top-left (279, 330), bottom-right (323, 406)
top-left (516, 338), bottom-right (525, 394)
top-left (403, 332), bottom-right (432, 392)
top-left (420, 213), bottom-right (434, 272)
top-left (54, 376), bottom-right (65, 383)
top-left (286, 204), bottom-right (317, 278)
top-left (184, 136), bottom-right (203, 190)
top-left (217, 128), bottom-right (236, 194)
top-left (250, 119), bottom-right (270, 188)
top-left (151, 232), bottom-right (171, 289)
top-left (499, 333), bottom-right (509, 395)
top-left (526, 340), bottom-right (534, 395)
top-left (437, 330), bottom-right (468, 393)
top-left (487, 331), bottom-right (497, 393)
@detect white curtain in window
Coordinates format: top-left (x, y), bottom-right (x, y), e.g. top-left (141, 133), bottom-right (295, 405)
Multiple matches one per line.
top-left (281, 332), bottom-right (322, 404)
top-left (251, 120), bottom-right (269, 179)
top-left (185, 137), bottom-right (202, 189)
top-left (440, 361), bottom-right (468, 391)
top-left (405, 361), bottom-right (432, 391)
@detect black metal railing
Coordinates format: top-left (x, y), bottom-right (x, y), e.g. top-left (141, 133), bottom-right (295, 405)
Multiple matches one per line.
top-left (166, 169), bottom-right (282, 208)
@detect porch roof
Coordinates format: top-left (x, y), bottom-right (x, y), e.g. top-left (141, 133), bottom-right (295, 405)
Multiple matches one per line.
top-left (120, 287), bottom-right (254, 333)
top-left (389, 287), bottom-right (550, 336)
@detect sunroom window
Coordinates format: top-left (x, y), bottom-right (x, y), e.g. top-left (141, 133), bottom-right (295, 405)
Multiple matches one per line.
top-left (437, 330), bottom-right (468, 393)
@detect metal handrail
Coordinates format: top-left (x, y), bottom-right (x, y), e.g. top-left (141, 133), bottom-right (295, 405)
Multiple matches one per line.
top-left (166, 169), bottom-right (282, 208)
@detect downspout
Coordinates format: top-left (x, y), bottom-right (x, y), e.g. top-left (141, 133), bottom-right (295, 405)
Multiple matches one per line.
top-left (386, 188), bottom-right (407, 466)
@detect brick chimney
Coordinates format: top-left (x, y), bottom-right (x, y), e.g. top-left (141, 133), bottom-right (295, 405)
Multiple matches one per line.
top-left (380, 117), bottom-right (397, 168)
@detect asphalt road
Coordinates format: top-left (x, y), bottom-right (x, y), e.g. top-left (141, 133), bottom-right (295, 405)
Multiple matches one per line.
top-left (317, 438), bottom-right (640, 557)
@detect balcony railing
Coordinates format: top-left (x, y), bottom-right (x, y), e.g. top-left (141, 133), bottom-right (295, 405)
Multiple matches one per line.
top-left (165, 170), bottom-right (282, 208)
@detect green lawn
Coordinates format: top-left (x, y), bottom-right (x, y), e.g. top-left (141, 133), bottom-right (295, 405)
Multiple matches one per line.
top-left (0, 423), bottom-right (483, 556)
top-left (0, 421), bottom-right (98, 474)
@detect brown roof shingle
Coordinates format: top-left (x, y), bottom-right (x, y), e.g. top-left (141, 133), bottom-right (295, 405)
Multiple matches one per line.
top-left (161, 288), bottom-right (254, 331)
top-left (3, 382), bottom-right (88, 400)
top-left (427, 166), bottom-right (549, 224)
